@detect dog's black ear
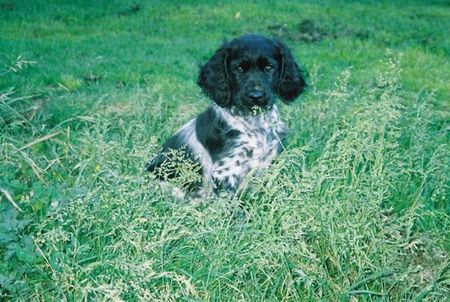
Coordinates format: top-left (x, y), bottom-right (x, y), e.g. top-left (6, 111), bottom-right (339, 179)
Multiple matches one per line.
top-left (198, 44), bottom-right (231, 107)
top-left (275, 39), bottom-right (306, 103)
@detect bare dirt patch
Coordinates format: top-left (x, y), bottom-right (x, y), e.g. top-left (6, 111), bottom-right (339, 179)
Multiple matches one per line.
top-left (268, 19), bottom-right (372, 43)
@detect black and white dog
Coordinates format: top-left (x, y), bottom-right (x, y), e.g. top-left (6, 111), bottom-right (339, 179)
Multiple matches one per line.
top-left (146, 34), bottom-right (306, 197)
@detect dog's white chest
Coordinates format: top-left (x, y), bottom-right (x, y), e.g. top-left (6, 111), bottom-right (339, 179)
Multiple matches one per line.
top-left (210, 106), bottom-right (286, 191)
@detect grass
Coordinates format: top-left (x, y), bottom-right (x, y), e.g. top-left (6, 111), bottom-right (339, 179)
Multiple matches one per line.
top-left (1, 0), bottom-right (449, 300)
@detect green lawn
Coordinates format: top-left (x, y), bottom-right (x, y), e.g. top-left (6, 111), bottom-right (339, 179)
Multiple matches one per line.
top-left (1, 0), bottom-right (449, 300)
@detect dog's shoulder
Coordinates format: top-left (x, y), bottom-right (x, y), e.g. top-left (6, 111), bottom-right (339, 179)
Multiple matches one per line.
top-left (195, 107), bottom-right (240, 160)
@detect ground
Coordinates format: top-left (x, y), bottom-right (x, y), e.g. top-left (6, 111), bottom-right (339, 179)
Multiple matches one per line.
top-left (0, 0), bottom-right (449, 301)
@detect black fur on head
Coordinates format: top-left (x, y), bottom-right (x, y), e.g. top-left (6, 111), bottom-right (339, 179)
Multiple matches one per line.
top-left (197, 44), bottom-right (231, 107)
top-left (274, 39), bottom-right (307, 103)
top-left (197, 34), bottom-right (306, 109)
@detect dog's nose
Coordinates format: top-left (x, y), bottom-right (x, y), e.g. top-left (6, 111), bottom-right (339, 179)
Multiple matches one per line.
top-left (248, 90), bottom-right (264, 104)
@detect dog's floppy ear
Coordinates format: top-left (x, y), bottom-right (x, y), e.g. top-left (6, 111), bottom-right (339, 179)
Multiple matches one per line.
top-left (275, 39), bottom-right (306, 103)
top-left (198, 44), bottom-right (231, 107)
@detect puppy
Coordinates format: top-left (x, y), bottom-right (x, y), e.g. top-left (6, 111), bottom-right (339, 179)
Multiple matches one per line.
top-left (146, 34), bottom-right (306, 197)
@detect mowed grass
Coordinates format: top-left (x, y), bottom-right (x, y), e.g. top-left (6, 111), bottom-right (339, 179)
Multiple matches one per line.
top-left (1, 0), bottom-right (449, 301)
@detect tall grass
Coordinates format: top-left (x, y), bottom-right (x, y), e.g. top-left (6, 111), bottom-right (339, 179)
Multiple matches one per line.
top-left (2, 52), bottom-right (448, 300)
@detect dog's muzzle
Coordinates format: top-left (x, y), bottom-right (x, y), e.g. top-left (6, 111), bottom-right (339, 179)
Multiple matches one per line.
top-left (247, 89), bottom-right (271, 107)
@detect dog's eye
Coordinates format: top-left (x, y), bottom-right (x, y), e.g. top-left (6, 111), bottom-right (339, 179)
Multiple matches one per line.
top-left (264, 65), bottom-right (274, 73)
top-left (235, 66), bottom-right (244, 73)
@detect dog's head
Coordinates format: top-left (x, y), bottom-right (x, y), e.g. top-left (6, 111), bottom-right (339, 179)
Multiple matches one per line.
top-left (198, 34), bottom-right (306, 113)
